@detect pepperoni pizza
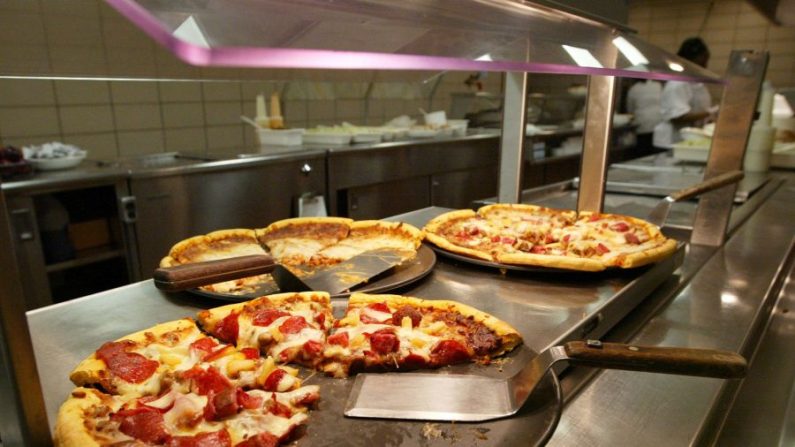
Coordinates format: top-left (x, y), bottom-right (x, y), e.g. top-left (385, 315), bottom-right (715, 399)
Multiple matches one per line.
top-left (424, 204), bottom-right (677, 271)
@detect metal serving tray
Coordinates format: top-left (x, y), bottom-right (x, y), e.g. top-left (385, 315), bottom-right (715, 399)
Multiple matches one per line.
top-left (27, 207), bottom-right (684, 445)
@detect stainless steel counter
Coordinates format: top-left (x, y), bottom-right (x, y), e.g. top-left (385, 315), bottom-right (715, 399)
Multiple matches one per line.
top-left (20, 155), bottom-right (795, 444)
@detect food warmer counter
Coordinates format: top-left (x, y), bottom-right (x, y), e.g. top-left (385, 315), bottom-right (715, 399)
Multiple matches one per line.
top-left (22, 168), bottom-right (795, 445)
top-left (0, 0), bottom-right (776, 445)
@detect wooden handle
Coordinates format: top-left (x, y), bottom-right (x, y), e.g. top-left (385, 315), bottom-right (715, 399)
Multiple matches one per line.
top-left (669, 170), bottom-right (744, 202)
top-left (153, 255), bottom-right (276, 292)
top-left (564, 340), bottom-right (747, 379)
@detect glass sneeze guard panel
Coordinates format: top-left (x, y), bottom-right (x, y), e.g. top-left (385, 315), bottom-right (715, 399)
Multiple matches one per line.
top-left (107, 0), bottom-right (723, 83)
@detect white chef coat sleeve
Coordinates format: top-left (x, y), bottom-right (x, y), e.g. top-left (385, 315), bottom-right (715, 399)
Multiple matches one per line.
top-left (660, 82), bottom-right (692, 121)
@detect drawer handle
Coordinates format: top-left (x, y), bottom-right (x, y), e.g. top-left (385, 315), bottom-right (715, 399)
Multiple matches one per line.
top-left (301, 163), bottom-right (312, 175)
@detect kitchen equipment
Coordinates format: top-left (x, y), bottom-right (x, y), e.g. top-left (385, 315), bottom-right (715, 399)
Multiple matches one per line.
top-left (153, 247), bottom-right (412, 296)
top-left (256, 128), bottom-right (304, 146)
top-left (240, 114), bottom-right (265, 129)
top-left (345, 340), bottom-right (746, 422)
top-left (646, 170), bottom-right (744, 227)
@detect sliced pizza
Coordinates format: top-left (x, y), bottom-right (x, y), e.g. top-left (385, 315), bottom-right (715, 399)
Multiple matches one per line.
top-left (423, 204), bottom-right (677, 271)
top-left (256, 217), bottom-right (353, 266)
top-left (320, 293), bottom-right (522, 378)
top-left (197, 292), bottom-right (333, 368)
top-left (69, 319), bottom-right (305, 398)
top-left (54, 382), bottom-right (320, 446)
top-left (311, 220), bottom-right (423, 265)
top-left (159, 229), bottom-right (270, 295)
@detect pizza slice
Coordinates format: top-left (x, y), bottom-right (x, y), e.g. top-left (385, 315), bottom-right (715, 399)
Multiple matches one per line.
top-left (197, 292), bottom-right (333, 368)
top-left (69, 319), bottom-right (305, 398)
top-left (256, 217), bottom-right (353, 266)
top-left (309, 220), bottom-right (423, 265)
top-left (422, 209), bottom-right (502, 261)
top-left (320, 293), bottom-right (522, 378)
top-left (55, 381), bottom-right (320, 446)
top-left (159, 229), bottom-right (271, 295)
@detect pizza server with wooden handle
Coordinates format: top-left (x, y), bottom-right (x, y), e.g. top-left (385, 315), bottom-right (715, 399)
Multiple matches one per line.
top-left (153, 247), bottom-right (411, 295)
top-left (345, 339), bottom-right (747, 422)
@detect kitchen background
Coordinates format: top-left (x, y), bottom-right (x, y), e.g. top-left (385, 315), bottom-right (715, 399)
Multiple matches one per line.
top-left (0, 0), bottom-right (793, 160)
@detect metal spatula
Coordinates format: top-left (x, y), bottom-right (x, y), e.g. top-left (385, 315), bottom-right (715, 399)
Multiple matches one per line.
top-left (344, 340), bottom-right (747, 422)
top-left (646, 170), bottom-right (743, 227)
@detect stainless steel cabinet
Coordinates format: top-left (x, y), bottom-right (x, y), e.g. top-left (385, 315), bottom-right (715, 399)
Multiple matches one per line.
top-left (127, 155), bottom-right (327, 278)
top-left (328, 136), bottom-right (500, 218)
top-left (6, 182), bottom-right (131, 310)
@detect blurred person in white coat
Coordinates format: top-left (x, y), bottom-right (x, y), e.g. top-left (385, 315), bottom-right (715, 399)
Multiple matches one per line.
top-left (653, 37), bottom-right (713, 149)
top-left (626, 78), bottom-right (662, 156)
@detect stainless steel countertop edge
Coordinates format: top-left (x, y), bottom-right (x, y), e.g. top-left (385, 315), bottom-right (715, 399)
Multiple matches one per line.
top-left (547, 175), bottom-right (795, 446)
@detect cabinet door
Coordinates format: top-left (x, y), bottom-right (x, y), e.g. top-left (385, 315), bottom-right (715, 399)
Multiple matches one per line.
top-left (130, 157), bottom-right (326, 277)
top-left (431, 166), bottom-right (498, 209)
top-left (6, 196), bottom-right (52, 309)
top-left (345, 176), bottom-right (430, 220)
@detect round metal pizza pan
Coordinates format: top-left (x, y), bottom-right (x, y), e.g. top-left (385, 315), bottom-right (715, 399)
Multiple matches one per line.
top-left (190, 244), bottom-right (437, 302)
top-left (429, 244), bottom-right (579, 274)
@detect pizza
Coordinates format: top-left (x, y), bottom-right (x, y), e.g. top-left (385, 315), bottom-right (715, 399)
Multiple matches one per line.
top-left (160, 218), bottom-right (424, 296)
top-left (56, 319), bottom-right (319, 446)
top-left (160, 229), bottom-right (272, 295)
top-left (320, 293), bottom-right (522, 378)
top-left (424, 204), bottom-right (677, 271)
top-left (197, 292), bottom-right (333, 368)
top-left (55, 292), bottom-right (522, 445)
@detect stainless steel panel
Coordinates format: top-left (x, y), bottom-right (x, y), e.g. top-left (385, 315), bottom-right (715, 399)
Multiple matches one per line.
top-left (346, 176), bottom-right (431, 220)
top-left (498, 71), bottom-right (528, 203)
top-left (0, 186), bottom-right (50, 446)
top-left (130, 155), bottom-right (327, 277)
top-left (691, 50), bottom-right (769, 246)
top-left (327, 137), bottom-right (499, 215)
top-left (7, 196), bottom-right (52, 310)
top-left (577, 73), bottom-right (618, 213)
top-left (431, 166), bottom-right (498, 209)
top-left (547, 174), bottom-right (795, 447)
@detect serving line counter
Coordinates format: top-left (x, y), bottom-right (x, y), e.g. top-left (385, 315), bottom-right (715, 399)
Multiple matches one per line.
top-left (25, 168), bottom-right (795, 445)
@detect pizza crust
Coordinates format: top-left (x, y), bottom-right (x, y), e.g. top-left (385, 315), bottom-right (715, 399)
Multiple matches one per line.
top-left (54, 388), bottom-right (120, 447)
top-left (422, 209), bottom-right (495, 261)
top-left (160, 229), bottom-right (264, 268)
top-left (348, 293), bottom-right (522, 355)
top-left (495, 251), bottom-right (606, 271)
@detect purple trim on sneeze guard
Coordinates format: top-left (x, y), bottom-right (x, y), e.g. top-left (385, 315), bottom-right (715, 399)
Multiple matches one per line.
top-left (106, 0), bottom-right (724, 84)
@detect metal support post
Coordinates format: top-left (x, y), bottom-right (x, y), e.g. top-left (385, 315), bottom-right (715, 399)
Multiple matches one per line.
top-left (691, 50), bottom-right (769, 246)
top-left (576, 74), bottom-right (618, 213)
top-left (498, 71), bottom-right (529, 203)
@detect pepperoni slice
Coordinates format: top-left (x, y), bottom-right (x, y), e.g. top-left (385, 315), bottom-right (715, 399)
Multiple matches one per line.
top-left (214, 312), bottom-right (239, 343)
top-left (236, 388), bottom-right (263, 410)
top-left (252, 309), bottom-right (289, 327)
top-left (531, 245), bottom-right (547, 254)
top-left (625, 232), bottom-right (641, 245)
top-left (204, 386), bottom-right (238, 420)
top-left (402, 353), bottom-right (428, 368)
top-left (278, 316), bottom-right (307, 334)
top-left (369, 329), bottom-right (400, 354)
top-left (112, 407), bottom-right (169, 444)
top-left (431, 340), bottom-right (470, 365)
top-left (182, 366), bottom-right (231, 396)
top-left (610, 222), bottom-right (630, 232)
top-left (166, 429), bottom-right (232, 447)
top-left (315, 312), bottom-right (326, 328)
top-left (240, 347), bottom-right (259, 359)
top-left (96, 341), bottom-right (158, 384)
top-left (235, 432), bottom-right (280, 447)
top-left (595, 243), bottom-right (610, 255)
top-left (302, 340), bottom-right (323, 357)
top-left (263, 369), bottom-right (286, 392)
top-left (327, 331), bottom-right (349, 347)
top-left (391, 305), bottom-right (421, 327)
top-left (190, 337), bottom-right (218, 354)
top-left (266, 394), bottom-right (292, 418)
